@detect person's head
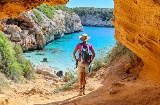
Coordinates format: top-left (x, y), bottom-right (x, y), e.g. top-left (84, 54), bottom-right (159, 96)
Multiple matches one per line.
top-left (79, 34), bottom-right (90, 43)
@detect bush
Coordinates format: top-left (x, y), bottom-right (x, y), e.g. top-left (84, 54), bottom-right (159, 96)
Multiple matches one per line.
top-left (73, 7), bottom-right (113, 19)
top-left (33, 9), bottom-right (42, 22)
top-left (53, 5), bottom-right (73, 14)
top-left (0, 33), bottom-right (33, 82)
top-left (104, 42), bottom-right (134, 64)
top-left (91, 42), bottom-right (134, 72)
top-left (37, 4), bottom-right (55, 19)
top-left (37, 4), bottom-right (74, 19)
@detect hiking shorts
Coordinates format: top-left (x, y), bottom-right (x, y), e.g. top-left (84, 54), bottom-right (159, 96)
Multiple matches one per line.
top-left (78, 62), bottom-right (89, 74)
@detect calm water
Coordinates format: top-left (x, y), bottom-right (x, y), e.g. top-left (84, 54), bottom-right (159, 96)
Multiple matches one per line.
top-left (23, 26), bottom-right (116, 72)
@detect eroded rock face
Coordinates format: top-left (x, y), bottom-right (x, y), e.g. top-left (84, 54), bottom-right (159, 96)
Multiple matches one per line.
top-left (1, 9), bottom-right (82, 51)
top-left (114, 0), bottom-right (160, 83)
top-left (0, 0), bottom-right (69, 19)
top-left (80, 15), bottom-right (113, 27)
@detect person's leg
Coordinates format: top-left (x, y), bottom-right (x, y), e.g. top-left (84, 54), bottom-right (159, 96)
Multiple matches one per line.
top-left (78, 72), bottom-right (83, 88)
top-left (82, 72), bottom-right (86, 95)
top-left (82, 65), bottom-right (89, 95)
top-left (82, 72), bottom-right (86, 86)
top-left (78, 66), bottom-right (84, 96)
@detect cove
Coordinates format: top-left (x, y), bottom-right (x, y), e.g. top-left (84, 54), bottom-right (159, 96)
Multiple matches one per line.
top-left (23, 26), bottom-right (116, 72)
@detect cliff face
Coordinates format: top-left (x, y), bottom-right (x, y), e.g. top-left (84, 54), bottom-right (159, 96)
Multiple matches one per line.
top-left (113, 0), bottom-right (160, 83)
top-left (73, 7), bottom-right (114, 27)
top-left (80, 15), bottom-right (113, 27)
top-left (1, 9), bottom-right (82, 51)
top-left (0, 0), bottom-right (69, 19)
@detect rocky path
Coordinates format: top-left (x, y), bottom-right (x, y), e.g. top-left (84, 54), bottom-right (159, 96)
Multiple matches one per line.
top-left (0, 72), bottom-right (102, 105)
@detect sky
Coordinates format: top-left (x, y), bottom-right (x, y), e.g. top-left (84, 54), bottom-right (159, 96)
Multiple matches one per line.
top-left (66, 0), bottom-right (114, 8)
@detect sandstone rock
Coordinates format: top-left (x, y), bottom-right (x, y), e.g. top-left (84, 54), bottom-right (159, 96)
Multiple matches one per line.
top-left (23, 87), bottom-right (43, 95)
top-left (0, 94), bottom-right (9, 105)
top-left (113, 0), bottom-right (160, 83)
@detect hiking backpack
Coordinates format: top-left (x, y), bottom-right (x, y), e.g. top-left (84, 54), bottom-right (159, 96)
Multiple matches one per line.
top-left (79, 43), bottom-right (92, 63)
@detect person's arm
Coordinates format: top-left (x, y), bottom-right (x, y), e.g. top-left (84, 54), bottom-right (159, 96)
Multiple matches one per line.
top-left (73, 47), bottom-right (78, 61)
top-left (91, 49), bottom-right (95, 60)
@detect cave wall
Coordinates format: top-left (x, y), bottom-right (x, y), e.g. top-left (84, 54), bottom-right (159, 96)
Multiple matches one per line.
top-left (0, 0), bottom-right (69, 19)
top-left (113, 0), bottom-right (160, 83)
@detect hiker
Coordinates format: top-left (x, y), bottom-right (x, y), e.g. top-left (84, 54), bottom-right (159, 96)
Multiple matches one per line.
top-left (73, 33), bottom-right (95, 96)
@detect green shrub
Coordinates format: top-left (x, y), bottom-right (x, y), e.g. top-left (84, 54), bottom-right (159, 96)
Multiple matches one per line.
top-left (36, 4), bottom-right (73, 19)
top-left (91, 42), bottom-right (134, 72)
top-left (37, 4), bottom-right (55, 19)
top-left (65, 68), bottom-right (77, 80)
top-left (51, 77), bottom-right (78, 94)
top-left (73, 7), bottom-right (113, 19)
top-left (51, 68), bottom-right (78, 94)
top-left (53, 5), bottom-right (74, 14)
top-left (0, 33), bottom-right (33, 82)
top-left (33, 9), bottom-right (42, 22)
top-left (104, 42), bottom-right (134, 64)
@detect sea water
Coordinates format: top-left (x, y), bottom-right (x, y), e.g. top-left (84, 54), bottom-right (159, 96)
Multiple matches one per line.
top-left (23, 26), bottom-right (116, 72)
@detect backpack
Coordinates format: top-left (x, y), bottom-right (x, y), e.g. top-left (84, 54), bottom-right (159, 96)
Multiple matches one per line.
top-left (79, 43), bottom-right (92, 63)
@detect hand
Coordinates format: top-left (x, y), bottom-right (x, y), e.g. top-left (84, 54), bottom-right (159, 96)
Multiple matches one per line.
top-left (91, 56), bottom-right (94, 61)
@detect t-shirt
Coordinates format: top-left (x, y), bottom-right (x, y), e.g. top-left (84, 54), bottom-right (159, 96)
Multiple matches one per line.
top-left (76, 43), bottom-right (93, 65)
top-left (76, 43), bottom-right (93, 52)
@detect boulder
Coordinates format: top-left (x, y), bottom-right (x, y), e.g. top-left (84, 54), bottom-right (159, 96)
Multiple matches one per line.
top-left (35, 64), bottom-right (57, 78)
top-left (42, 58), bottom-right (48, 62)
top-left (10, 33), bottom-right (21, 42)
top-left (56, 70), bottom-right (63, 77)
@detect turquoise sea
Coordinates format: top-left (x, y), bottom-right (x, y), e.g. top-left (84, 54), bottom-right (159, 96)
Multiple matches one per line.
top-left (23, 26), bottom-right (116, 72)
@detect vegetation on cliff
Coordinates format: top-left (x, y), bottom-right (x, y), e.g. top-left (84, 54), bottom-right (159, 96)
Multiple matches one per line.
top-left (33, 9), bottom-right (43, 22)
top-left (0, 33), bottom-right (33, 82)
top-left (72, 7), bottom-right (113, 21)
top-left (36, 4), bottom-right (73, 19)
top-left (92, 42), bottom-right (134, 71)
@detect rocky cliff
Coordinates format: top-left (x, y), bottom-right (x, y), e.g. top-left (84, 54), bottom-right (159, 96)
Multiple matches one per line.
top-left (0, 0), bottom-right (69, 19)
top-left (113, 0), bottom-right (160, 83)
top-left (80, 15), bottom-right (113, 27)
top-left (0, 7), bottom-right (82, 51)
top-left (73, 7), bottom-right (114, 27)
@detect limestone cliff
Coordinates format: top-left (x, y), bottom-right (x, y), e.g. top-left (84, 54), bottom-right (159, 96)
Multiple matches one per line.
top-left (80, 15), bottom-right (113, 27)
top-left (113, 0), bottom-right (160, 83)
top-left (0, 0), bottom-right (69, 19)
top-left (0, 9), bottom-right (82, 51)
top-left (73, 7), bottom-right (114, 27)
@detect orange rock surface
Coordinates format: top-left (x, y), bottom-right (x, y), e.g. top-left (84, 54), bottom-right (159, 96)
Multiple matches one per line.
top-left (113, 0), bottom-right (160, 83)
top-left (0, 0), bottom-right (69, 19)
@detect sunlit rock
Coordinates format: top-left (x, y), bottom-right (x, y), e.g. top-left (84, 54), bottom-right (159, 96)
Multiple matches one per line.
top-left (113, 0), bottom-right (160, 83)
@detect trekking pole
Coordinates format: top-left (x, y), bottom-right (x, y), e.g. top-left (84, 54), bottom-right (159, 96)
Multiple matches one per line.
top-left (88, 65), bottom-right (91, 73)
top-left (76, 59), bottom-right (78, 68)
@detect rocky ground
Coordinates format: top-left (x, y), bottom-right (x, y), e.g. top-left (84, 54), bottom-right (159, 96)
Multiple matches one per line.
top-left (1, 53), bottom-right (160, 105)
top-left (0, 71), bottom-right (102, 105)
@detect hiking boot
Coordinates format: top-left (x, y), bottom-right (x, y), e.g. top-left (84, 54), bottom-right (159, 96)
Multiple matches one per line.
top-left (83, 86), bottom-right (85, 95)
top-left (78, 88), bottom-right (83, 96)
